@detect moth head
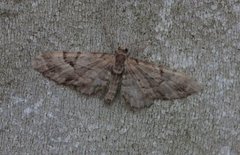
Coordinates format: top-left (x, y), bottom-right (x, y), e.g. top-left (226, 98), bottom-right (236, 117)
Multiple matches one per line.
top-left (116, 47), bottom-right (129, 57)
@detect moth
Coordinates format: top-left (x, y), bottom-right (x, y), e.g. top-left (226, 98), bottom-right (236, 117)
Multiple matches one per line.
top-left (32, 47), bottom-right (201, 109)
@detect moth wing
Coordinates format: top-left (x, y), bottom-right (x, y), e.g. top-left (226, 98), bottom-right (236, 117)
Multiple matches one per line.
top-left (32, 52), bottom-right (114, 95)
top-left (121, 58), bottom-right (201, 109)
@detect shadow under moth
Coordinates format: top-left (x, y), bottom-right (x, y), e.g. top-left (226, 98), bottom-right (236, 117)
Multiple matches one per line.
top-left (32, 47), bottom-right (201, 109)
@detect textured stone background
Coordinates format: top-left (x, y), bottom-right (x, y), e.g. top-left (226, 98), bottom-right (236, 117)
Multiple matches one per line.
top-left (0, 0), bottom-right (239, 154)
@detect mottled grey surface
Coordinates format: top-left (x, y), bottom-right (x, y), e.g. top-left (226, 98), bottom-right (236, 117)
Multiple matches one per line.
top-left (0, 0), bottom-right (240, 154)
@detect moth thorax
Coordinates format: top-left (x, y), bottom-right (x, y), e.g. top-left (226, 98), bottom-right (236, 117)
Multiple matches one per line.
top-left (113, 54), bottom-right (126, 74)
